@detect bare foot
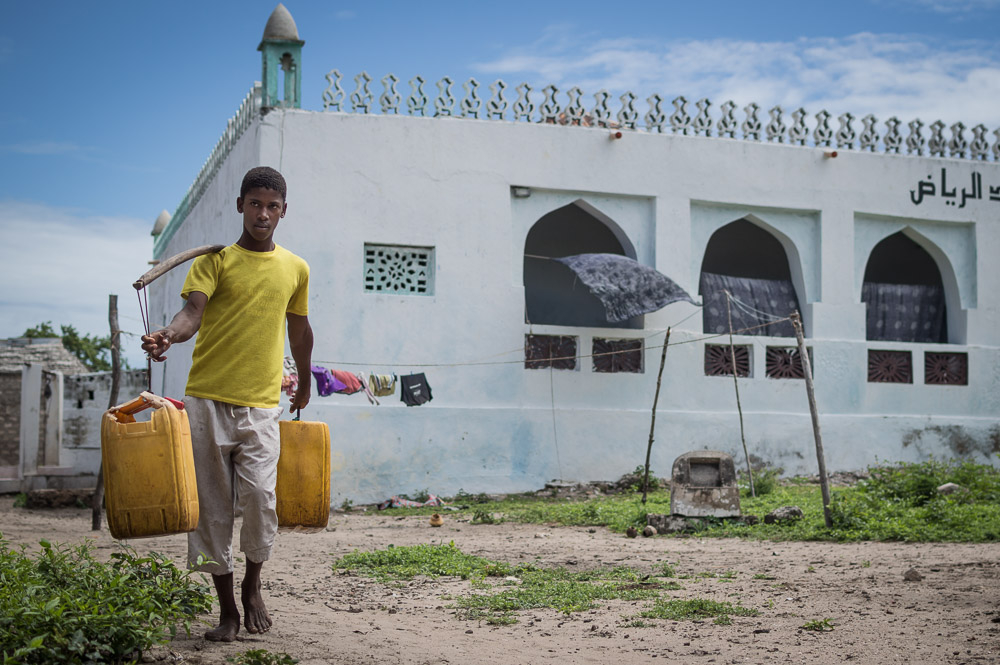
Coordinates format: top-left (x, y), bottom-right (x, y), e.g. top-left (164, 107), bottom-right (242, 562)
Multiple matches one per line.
top-left (204, 612), bottom-right (240, 642)
top-left (241, 578), bottom-right (272, 634)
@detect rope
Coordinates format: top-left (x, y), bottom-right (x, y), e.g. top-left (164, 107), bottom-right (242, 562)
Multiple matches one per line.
top-left (312, 317), bottom-right (792, 368)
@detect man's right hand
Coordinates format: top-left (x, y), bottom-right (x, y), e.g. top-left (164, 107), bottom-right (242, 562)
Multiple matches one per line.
top-left (141, 330), bottom-right (172, 362)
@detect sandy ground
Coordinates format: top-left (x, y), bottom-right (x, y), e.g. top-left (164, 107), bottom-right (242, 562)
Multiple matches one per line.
top-left (1, 498), bottom-right (998, 665)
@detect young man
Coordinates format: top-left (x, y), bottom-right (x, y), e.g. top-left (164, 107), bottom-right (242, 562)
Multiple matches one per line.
top-left (141, 166), bottom-right (313, 642)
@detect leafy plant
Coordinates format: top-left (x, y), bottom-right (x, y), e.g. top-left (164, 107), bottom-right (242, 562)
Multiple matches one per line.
top-left (340, 498), bottom-right (353, 512)
top-left (12, 493), bottom-right (26, 508)
top-left (740, 466), bottom-right (782, 497)
top-left (801, 617), bottom-right (835, 631)
top-left (453, 488), bottom-right (492, 504)
top-left (0, 538), bottom-right (212, 664)
top-left (228, 649), bottom-right (299, 665)
top-left (470, 509), bottom-right (499, 524)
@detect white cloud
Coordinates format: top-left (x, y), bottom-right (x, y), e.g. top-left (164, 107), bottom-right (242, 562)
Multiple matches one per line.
top-left (472, 31), bottom-right (1000, 129)
top-left (0, 201), bottom-right (156, 367)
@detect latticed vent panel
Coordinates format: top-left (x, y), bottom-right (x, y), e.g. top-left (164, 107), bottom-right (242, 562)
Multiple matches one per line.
top-left (593, 338), bottom-right (643, 373)
top-left (924, 352), bottom-right (968, 386)
top-left (868, 350), bottom-right (912, 383)
top-left (525, 335), bottom-right (577, 370)
top-left (704, 344), bottom-right (750, 377)
top-left (364, 244), bottom-right (434, 295)
top-left (765, 347), bottom-right (810, 379)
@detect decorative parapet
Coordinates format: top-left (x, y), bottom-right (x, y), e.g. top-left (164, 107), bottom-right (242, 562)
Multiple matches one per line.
top-left (154, 83), bottom-right (263, 258)
top-left (323, 70), bottom-right (1000, 162)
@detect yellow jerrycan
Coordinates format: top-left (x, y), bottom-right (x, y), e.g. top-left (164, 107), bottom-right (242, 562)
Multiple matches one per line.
top-left (100, 392), bottom-right (199, 539)
top-left (276, 416), bottom-right (331, 531)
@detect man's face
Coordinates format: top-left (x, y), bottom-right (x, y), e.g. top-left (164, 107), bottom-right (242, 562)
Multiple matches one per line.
top-left (237, 187), bottom-right (287, 243)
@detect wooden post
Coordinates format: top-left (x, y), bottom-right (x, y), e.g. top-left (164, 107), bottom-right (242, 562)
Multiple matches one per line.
top-left (641, 328), bottom-right (671, 504)
top-left (790, 311), bottom-right (833, 528)
top-left (92, 294), bottom-right (121, 530)
top-left (726, 292), bottom-right (754, 497)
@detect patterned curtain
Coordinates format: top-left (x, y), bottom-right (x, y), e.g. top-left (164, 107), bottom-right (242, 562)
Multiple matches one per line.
top-left (700, 272), bottom-right (799, 338)
top-left (862, 282), bottom-right (946, 343)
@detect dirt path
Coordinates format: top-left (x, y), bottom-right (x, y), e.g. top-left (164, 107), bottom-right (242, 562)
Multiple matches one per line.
top-left (1, 499), bottom-right (998, 665)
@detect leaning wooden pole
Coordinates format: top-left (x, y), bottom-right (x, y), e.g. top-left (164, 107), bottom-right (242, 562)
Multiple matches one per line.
top-left (92, 294), bottom-right (121, 530)
top-left (641, 327), bottom-right (671, 504)
top-left (726, 292), bottom-right (754, 497)
top-left (790, 311), bottom-right (833, 528)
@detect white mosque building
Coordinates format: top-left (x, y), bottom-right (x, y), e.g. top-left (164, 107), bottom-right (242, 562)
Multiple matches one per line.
top-left (147, 5), bottom-right (1000, 504)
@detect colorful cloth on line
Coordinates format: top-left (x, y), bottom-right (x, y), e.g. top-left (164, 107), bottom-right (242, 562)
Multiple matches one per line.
top-left (368, 373), bottom-right (397, 397)
top-left (376, 494), bottom-right (448, 510)
top-left (311, 366), bottom-right (364, 397)
top-left (282, 357), bottom-right (298, 398)
top-left (399, 373), bottom-right (433, 406)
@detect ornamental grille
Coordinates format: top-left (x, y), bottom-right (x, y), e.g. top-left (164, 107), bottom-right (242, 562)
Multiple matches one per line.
top-left (525, 335), bottom-right (577, 370)
top-left (924, 352), bottom-right (968, 386)
top-left (704, 344), bottom-right (750, 377)
top-left (867, 350), bottom-right (912, 383)
top-left (593, 338), bottom-right (643, 373)
top-left (765, 347), bottom-right (809, 379)
top-left (364, 244), bottom-right (434, 295)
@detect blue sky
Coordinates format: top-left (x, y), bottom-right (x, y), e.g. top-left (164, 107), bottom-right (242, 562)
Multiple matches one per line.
top-left (1, 0), bottom-right (999, 364)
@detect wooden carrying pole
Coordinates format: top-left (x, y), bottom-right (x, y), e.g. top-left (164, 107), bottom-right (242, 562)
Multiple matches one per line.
top-left (790, 311), bottom-right (833, 528)
top-left (641, 327), bottom-right (671, 504)
top-left (92, 294), bottom-right (121, 530)
top-left (133, 244), bottom-right (226, 290)
top-left (92, 244), bottom-right (224, 530)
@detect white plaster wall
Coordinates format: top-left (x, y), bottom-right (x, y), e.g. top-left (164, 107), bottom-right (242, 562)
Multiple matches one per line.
top-left (149, 109), bottom-right (1000, 504)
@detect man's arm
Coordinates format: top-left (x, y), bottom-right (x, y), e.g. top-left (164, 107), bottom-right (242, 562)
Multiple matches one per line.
top-left (140, 291), bottom-right (208, 362)
top-left (287, 313), bottom-right (313, 411)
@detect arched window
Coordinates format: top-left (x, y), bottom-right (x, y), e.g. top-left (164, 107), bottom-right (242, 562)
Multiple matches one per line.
top-left (523, 201), bottom-right (640, 329)
top-left (862, 232), bottom-right (946, 343)
top-left (699, 219), bottom-right (800, 337)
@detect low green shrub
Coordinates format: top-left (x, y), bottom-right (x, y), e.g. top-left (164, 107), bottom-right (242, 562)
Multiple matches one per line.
top-left (0, 538), bottom-right (212, 665)
top-left (740, 466), bottom-right (782, 497)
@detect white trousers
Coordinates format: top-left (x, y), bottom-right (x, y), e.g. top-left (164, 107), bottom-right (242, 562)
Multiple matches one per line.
top-left (184, 396), bottom-right (283, 575)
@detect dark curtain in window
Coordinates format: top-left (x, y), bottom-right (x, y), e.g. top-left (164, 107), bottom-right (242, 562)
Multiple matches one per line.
top-left (700, 272), bottom-right (799, 337)
top-left (862, 282), bottom-right (946, 343)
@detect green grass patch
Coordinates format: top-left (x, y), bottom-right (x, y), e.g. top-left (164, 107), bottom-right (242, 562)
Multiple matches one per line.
top-left (638, 598), bottom-right (758, 622)
top-left (0, 537), bottom-right (212, 665)
top-left (332, 543), bottom-right (673, 625)
top-left (228, 649), bottom-right (300, 665)
top-left (378, 459), bottom-right (1000, 543)
top-left (332, 542), bottom-right (513, 583)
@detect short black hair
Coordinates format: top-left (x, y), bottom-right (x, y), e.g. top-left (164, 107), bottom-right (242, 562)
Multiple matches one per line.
top-left (240, 166), bottom-right (287, 200)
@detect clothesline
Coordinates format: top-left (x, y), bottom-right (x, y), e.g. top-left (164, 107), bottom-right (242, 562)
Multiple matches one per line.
top-left (312, 316), bottom-right (792, 369)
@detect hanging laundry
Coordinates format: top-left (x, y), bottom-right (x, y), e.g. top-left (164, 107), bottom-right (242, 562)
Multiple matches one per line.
top-left (368, 373), bottom-right (397, 397)
top-left (400, 373), bottom-right (433, 406)
top-left (356, 372), bottom-right (380, 406)
top-left (311, 366), bottom-right (365, 397)
top-left (282, 357), bottom-right (299, 398)
top-left (331, 369), bottom-right (364, 394)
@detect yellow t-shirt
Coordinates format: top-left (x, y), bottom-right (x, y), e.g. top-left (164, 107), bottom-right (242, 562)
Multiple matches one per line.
top-left (181, 243), bottom-right (309, 408)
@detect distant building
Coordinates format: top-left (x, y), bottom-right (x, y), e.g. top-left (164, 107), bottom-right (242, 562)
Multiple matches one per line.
top-left (149, 5), bottom-right (1000, 504)
top-left (0, 337), bottom-right (146, 492)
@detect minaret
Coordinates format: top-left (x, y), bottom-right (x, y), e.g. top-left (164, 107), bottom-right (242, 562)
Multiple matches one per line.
top-left (258, 3), bottom-right (304, 109)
